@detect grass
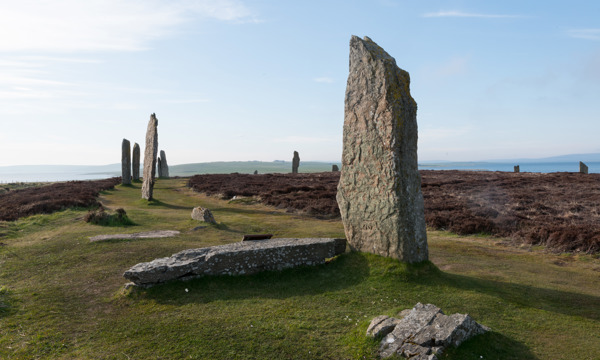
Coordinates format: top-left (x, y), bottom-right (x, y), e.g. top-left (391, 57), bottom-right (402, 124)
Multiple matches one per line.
top-left (0, 178), bottom-right (599, 359)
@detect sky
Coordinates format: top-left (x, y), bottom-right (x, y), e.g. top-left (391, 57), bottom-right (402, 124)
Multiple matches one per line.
top-left (0, 0), bottom-right (599, 166)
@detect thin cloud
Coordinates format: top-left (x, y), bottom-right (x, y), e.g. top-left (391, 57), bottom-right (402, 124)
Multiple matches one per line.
top-left (314, 77), bottom-right (334, 84)
top-left (160, 99), bottom-right (212, 104)
top-left (423, 10), bottom-right (524, 19)
top-left (0, 0), bottom-right (258, 53)
top-left (567, 28), bottom-right (600, 41)
top-left (274, 136), bottom-right (336, 144)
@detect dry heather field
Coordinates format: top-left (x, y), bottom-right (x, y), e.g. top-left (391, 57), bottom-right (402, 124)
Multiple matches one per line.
top-left (0, 176), bottom-right (598, 359)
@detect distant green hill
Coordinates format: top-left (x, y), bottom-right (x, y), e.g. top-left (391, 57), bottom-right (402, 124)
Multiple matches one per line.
top-left (170, 161), bottom-right (340, 176)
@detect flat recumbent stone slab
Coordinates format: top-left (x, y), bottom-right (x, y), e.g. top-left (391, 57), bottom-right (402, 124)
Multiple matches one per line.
top-left (123, 238), bottom-right (346, 286)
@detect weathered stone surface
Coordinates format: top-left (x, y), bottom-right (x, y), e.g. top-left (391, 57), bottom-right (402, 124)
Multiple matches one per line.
top-left (292, 151), bottom-right (300, 174)
top-left (90, 230), bottom-right (180, 242)
top-left (157, 157), bottom-right (163, 178)
top-left (121, 139), bottom-right (131, 185)
top-left (191, 207), bottom-right (216, 224)
top-left (372, 303), bottom-right (489, 359)
top-left (514, 165), bottom-right (520, 173)
top-left (336, 35), bottom-right (428, 263)
top-left (123, 237), bottom-right (347, 286)
top-left (132, 143), bottom-right (140, 181)
top-left (159, 150), bottom-right (169, 178)
top-left (366, 315), bottom-right (402, 338)
top-left (141, 113), bottom-right (158, 200)
top-left (580, 161), bottom-right (588, 174)
top-left (332, 164), bottom-right (339, 172)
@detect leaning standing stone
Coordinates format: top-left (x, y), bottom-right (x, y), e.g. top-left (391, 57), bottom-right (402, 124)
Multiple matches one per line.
top-left (580, 161), bottom-right (588, 174)
top-left (141, 113), bottom-right (159, 200)
top-left (159, 150), bottom-right (169, 178)
top-left (292, 151), bottom-right (300, 174)
top-left (336, 36), bottom-right (428, 263)
top-left (132, 143), bottom-right (140, 181)
top-left (121, 139), bottom-right (131, 185)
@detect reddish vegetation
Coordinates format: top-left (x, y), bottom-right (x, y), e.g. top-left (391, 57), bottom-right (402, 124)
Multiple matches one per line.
top-left (0, 178), bottom-right (121, 221)
top-left (188, 173), bottom-right (340, 218)
top-left (188, 171), bottom-right (600, 253)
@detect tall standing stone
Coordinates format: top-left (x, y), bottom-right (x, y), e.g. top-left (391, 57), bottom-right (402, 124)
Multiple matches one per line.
top-left (336, 36), bottom-right (428, 263)
top-left (121, 139), bottom-right (131, 185)
top-left (132, 143), bottom-right (140, 181)
top-left (514, 165), bottom-right (520, 173)
top-left (141, 113), bottom-right (158, 200)
top-left (157, 157), bottom-right (163, 178)
top-left (292, 151), bottom-right (300, 174)
top-left (580, 161), bottom-right (588, 174)
top-left (159, 150), bottom-right (169, 178)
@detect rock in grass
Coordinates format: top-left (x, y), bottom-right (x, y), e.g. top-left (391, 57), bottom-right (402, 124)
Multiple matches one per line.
top-left (121, 139), bottom-right (131, 185)
top-left (191, 207), bottom-right (216, 224)
top-left (123, 238), bottom-right (347, 286)
top-left (132, 142), bottom-right (140, 181)
top-left (370, 303), bottom-right (490, 359)
top-left (336, 35), bottom-right (428, 263)
top-left (141, 113), bottom-right (158, 200)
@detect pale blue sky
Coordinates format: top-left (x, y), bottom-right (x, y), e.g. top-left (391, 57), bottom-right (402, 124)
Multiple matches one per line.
top-left (0, 0), bottom-right (598, 165)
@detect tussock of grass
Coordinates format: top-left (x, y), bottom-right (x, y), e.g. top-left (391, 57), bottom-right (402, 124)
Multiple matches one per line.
top-left (0, 179), bottom-right (598, 359)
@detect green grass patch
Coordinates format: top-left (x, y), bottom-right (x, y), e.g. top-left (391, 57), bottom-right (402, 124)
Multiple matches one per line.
top-left (0, 179), bottom-right (598, 359)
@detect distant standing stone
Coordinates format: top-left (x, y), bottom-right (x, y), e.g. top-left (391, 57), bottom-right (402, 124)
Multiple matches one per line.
top-left (332, 164), bottom-right (339, 172)
top-left (292, 151), bottom-right (300, 174)
top-left (580, 161), bottom-right (588, 174)
top-left (157, 157), bottom-right (163, 178)
top-left (159, 150), bottom-right (169, 178)
top-left (141, 113), bottom-right (159, 200)
top-left (254, 170), bottom-right (258, 175)
top-left (514, 165), bottom-right (520, 173)
top-left (191, 207), bottom-right (216, 224)
top-left (132, 143), bottom-right (140, 181)
top-left (336, 36), bottom-right (428, 263)
top-left (121, 139), bottom-right (131, 185)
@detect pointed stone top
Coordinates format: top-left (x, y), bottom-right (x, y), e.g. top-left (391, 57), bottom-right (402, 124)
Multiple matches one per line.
top-left (349, 35), bottom-right (397, 65)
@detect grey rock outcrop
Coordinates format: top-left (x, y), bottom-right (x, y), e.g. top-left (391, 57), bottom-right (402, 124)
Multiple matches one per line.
top-left (159, 150), bottom-right (169, 178)
top-left (292, 151), bottom-right (300, 173)
top-left (121, 139), bottom-right (131, 185)
top-left (336, 35), bottom-right (428, 263)
top-left (580, 161), bottom-right (588, 174)
top-left (123, 237), bottom-right (347, 286)
top-left (132, 143), bottom-right (140, 181)
top-left (369, 303), bottom-right (489, 359)
top-left (332, 164), bottom-right (339, 172)
top-left (141, 113), bottom-right (158, 200)
top-left (157, 157), bottom-right (163, 178)
top-left (514, 165), bottom-right (520, 173)
top-left (191, 207), bottom-right (216, 224)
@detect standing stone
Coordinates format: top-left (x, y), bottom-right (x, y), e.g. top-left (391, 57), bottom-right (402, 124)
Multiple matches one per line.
top-left (254, 170), bottom-right (258, 175)
top-left (514, 165), bottom-right (520, 173)
top-left (580, 161), bottom-right (588, 174)
top-left (157, 157), bottom-right (163, 178)
top-left (159, 150), bottom-right (169, 178)
top-left (292, 151), bottom-right (300, 174)
top-left (336, 36), bottom-right (428, 263)
top-left (332, 164), bottom-right (339, 172)
top-left (141, 113), bottom-right (158, 200)
top-left (132, 143), bottom-right (140, 181)
top-left (121, 139), bottom-right (131, 185)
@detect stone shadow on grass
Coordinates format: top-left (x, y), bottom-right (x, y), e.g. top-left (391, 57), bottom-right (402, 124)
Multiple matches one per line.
top-left (145, 199), bottom-right (191, 210)
top-left (134, 251), bottom-right (370, 304)
top-left (442, 331), bottom-right (538, 360)
top-left (435, 271), bottom-right (600, 322)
